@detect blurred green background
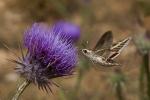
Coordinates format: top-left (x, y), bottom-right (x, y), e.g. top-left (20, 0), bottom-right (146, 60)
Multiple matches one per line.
top-left (0, 0), bottom-right (150, 100)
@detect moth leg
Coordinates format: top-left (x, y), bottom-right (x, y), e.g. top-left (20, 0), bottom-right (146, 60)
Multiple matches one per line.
top-left (90, 59), bottom-right (96, 64)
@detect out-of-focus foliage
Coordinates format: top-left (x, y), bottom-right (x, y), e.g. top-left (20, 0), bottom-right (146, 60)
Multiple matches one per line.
top-left (134, 30), bottom-right (150, 54)
top-left (137, 0), bottom-right (150, 16)
top-left (9, 0), bottom-right (80, 21)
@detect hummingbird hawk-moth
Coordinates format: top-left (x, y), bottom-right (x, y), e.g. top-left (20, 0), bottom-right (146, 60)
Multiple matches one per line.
top-left (82, 31), bottom-right (131, 67)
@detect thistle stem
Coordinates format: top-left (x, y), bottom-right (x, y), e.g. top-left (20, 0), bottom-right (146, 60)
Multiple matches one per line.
top-left (143, 52), bottom-right (150, 100)
top-left (71, 70), bottom-right (83, 100)
top-left (139, 61), bottom-right (145, 100)
top-left (116, 82), bottom-right (124, 100)
top-left (75, 70), bottom-right (83, 92)
top-left (11, 80), bottom-right (30, 100)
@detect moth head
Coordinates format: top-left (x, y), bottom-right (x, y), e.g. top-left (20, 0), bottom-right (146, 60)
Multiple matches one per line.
top-left (82, 49), bottom-right (91, 54)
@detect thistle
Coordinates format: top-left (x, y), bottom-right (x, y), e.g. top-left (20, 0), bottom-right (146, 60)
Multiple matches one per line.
top-left (12, 23), bottom-right (78, 99)
top-left (52, 21), bottom-right (80, 42)
top-left (134, 30), bottom-right (150, 100)
top-left (110, 69), bottom-right (125, 100)
top-left (134, 30), bottom-right (150, 54)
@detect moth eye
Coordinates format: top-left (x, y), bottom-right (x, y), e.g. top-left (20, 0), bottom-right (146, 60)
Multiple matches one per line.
top-left (82, 49), bottom-right (88, 53)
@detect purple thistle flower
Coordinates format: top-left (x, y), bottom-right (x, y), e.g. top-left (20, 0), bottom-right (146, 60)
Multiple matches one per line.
top-left (15, 23), bottom-right (77, 92)
top-left (52, 21), bottom-right (80, 42)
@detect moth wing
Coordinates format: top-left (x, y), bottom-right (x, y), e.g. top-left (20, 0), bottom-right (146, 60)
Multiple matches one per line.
top-left (93, 31), bottom-right (113, 56)
top-left (93, 30), bottom-right (113, 50)
top-left (107, 37), bottom-right (131, 60)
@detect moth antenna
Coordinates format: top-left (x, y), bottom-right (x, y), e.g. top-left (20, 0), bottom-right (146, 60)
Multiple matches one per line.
top-left (81, 40), bottom-right (89, 48)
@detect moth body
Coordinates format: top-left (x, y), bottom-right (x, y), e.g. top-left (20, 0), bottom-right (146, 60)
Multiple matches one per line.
top-left (82, 49), bottom-right (119, 67)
